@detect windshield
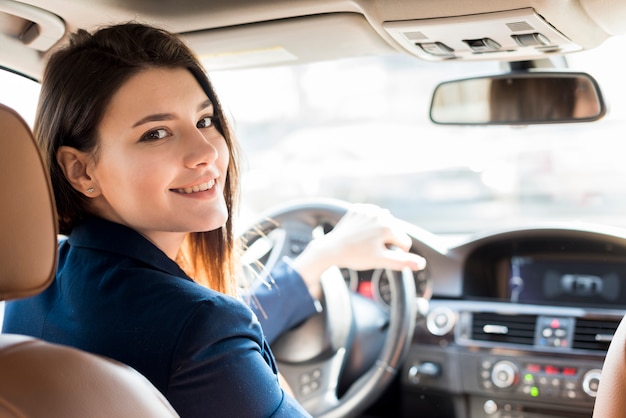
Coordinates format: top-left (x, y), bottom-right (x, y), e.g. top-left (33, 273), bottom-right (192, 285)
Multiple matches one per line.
top-left (209, 35), bottom-right (626, 236)
top-left (2, 36), bottom-right (625, 238)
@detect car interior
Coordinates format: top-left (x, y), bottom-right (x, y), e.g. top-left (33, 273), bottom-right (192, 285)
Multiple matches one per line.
top-left (2, 0), bottom-right (626, 417)
top-left (0, 103), bottom-right (179, 417)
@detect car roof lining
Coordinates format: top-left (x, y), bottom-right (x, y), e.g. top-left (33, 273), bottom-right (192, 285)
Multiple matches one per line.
top-left (1, 0), bottom-right (625, 79)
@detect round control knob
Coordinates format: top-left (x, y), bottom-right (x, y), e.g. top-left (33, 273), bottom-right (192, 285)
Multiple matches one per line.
top-left (426, 306), bottom-right (455, 336)
top-left (582, 369), bottom-right (602, 397)
top-left (483, 399), bottom-right (498, 415)
top-left (491, 360), bottom-right (519, 389)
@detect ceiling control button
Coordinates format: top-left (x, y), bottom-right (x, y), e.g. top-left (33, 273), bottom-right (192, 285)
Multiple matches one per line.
top-left (417, 42), bottom-right (455, 57)
top-left (463, 38), bottom-right (501, 52)
top-left (512, 32), bottom-right (551, 47)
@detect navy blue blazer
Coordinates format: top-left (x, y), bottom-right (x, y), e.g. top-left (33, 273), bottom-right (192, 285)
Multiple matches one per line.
top-left (3, 217), bottom-right (312, 417)
top-left (247, 259), bottom-right (320, 344)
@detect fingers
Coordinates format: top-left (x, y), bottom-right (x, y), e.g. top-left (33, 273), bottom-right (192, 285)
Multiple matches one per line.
top-left (350, 204), bottom-right (413, 252)
top-left (381, 221), bottom-right (413, 252)
top-left (382, 247), bottom-right (427, 271)
top-left (338, 203), bottom-right (426, 271)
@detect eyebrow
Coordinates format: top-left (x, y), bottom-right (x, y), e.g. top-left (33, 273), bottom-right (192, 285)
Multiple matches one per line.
top-left (132, 99), bottom-right (214, 128)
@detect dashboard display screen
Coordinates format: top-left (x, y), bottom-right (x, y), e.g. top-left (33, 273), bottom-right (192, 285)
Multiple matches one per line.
top-left (508, 255), bottom-right (626, 306)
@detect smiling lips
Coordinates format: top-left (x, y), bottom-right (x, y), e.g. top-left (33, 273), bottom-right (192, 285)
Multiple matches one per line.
top-left (172, 179), bottom-right (216, 194)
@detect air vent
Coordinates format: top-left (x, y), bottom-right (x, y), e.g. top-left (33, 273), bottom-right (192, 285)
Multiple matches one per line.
top-left (573, 318), bottom-right (621, 352)
top-left (472, 312), bottom-right (537, 346)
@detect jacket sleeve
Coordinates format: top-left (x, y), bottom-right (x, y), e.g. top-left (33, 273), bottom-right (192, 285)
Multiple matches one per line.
top-left (167, 297), bottom-right (311, 418)
top-left (245, 259), bottom-right (320, 344)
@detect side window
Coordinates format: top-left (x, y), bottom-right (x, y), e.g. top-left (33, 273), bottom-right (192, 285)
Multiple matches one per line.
top-left (0, 68), bottom-right (41, 127)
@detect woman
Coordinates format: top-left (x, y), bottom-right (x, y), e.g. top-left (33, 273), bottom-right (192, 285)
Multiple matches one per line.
top-left (2, 22), bottom-right (424, 417)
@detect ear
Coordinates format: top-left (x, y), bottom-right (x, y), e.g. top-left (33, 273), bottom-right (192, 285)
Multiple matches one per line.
top-left (56, 146), bottom-right (98, 197)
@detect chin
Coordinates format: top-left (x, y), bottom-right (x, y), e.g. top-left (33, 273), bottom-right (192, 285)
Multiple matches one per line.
top-left (199, 210), bottom-right (229, 232)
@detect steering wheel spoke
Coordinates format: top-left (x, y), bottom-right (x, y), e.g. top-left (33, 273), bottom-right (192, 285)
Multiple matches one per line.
top-left (278, 347), bottom-right (346, 415)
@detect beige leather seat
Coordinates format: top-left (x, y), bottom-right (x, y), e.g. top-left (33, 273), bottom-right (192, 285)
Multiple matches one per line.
top-left (593, 314), bottom-right (626, 418)
top-left (0, 103), bottom-right (179, 418)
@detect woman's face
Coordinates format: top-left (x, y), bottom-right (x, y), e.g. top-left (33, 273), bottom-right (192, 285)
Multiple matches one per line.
top-left (86, 67), bottom-right (230, 255)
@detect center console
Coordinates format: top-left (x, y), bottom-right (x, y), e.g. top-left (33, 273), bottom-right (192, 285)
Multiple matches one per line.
top-left (401, 301), bottom-right (620, 418)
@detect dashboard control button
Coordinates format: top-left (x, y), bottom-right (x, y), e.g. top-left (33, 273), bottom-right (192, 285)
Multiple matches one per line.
top-left (408, 361), bottom-right (441, 384)
top-left (582, 369), bottom-right (602, 397)
top-left (491, 360), bottom-right (519, 389)
top-left (483, 399), bottom-right (498, 415)
top-left (426, 306), bottom-right (455, 336)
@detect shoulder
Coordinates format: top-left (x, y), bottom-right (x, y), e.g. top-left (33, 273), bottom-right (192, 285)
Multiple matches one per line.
top-left (162, 281), bottom-right (269, 363)
top-left (181, 291), bottom-right (264, 346)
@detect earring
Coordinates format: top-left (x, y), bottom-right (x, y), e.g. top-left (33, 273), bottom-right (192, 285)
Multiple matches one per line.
top-left (86, 187), bottom-right (95, 193)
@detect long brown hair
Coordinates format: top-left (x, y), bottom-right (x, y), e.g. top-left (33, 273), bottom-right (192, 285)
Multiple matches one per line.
top-left (35, 22), bottom-right (240, 295)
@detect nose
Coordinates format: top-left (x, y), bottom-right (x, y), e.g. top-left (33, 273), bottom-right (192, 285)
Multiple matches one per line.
top-left (182, 126), bottom-right (221, 168)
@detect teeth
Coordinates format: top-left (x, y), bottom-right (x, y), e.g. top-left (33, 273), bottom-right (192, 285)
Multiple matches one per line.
top-left (175, 179), bottom-right (215, 194)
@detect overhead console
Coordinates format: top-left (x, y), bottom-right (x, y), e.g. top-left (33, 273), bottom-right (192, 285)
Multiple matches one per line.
top-left (383, 8), bottom-right (581, 61)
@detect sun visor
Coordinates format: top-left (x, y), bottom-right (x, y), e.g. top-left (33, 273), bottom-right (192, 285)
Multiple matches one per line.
top-left (183, 13), bottom-right (394, 71)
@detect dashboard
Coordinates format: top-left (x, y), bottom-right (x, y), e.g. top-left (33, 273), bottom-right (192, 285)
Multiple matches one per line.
top-left (346, 222), bottom-right (626, 418)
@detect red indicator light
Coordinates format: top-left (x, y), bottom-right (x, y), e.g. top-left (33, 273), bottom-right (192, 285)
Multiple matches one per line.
top-left (527, 364), bottom-right (541, 373)
top-left (550, 318), bottom-right (560, 328)
top-left (357, 281), bottom-right (373, 299)
top-left (562, 368), bottom-right (577, 376)
top-left (545, 366), bottom-right (559, 375)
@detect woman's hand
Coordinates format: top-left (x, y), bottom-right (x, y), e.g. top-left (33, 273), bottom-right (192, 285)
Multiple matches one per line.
top-left (290, 204), bottom-right (426, 300)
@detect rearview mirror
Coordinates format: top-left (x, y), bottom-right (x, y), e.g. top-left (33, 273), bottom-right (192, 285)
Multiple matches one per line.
top-left (430, 72), bottom-right (606, 125)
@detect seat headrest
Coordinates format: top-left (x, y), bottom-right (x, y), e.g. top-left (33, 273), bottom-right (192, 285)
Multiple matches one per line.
top-left (0, 103), bottom-right (57, 301)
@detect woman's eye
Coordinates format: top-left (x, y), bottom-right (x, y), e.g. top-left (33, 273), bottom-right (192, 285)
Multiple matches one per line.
top-left (141, 128), bottom-right (169, 142)
top-left (197, 116), bottom-right (214, 129)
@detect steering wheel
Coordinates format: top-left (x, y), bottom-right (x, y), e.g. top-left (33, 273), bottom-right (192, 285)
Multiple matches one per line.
top-left (240, 198), bottom-right (429, 418)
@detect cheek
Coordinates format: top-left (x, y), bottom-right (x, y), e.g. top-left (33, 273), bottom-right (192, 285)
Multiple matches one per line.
top-left (217, 138), bottom-right (231, 174)
top-left (94, 151), bottom-right (153, 194)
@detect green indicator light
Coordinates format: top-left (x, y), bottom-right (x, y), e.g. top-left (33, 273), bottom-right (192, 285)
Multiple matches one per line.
top-left (530, 387), bottom-right (539, 397)
top-left (524, 374), bottom-right (533, 382)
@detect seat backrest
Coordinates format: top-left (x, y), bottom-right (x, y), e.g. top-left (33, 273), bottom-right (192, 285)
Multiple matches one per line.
top-left (0, 104), bottom-right (56, 300)
top-left (0, 103), bottom-right (179, 417)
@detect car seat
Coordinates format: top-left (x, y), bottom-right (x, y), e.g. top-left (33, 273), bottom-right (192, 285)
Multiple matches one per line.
top-left (0, 103), bottom-right (179, 418)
